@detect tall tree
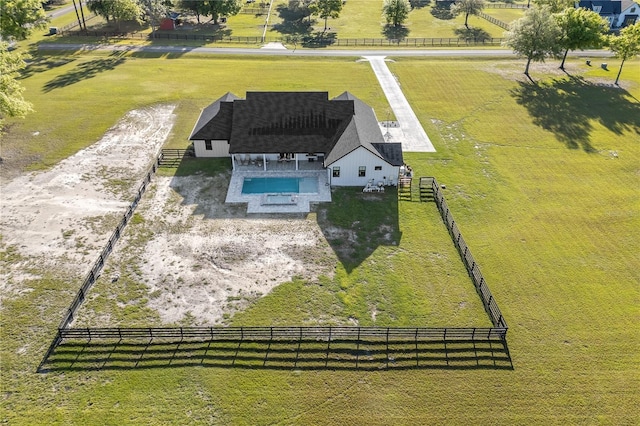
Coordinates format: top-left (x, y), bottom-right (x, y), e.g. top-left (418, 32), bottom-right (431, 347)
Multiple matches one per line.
top-left (87, 0), bottom-right (141, 28)
top-left (0, 42), bottom-right (33, 131)
top-left (383, 0), bottom-right (411, 27)
top-left (0, 0), bottom-right (46, 130)
top-left (451, 0), bottom-right (484, 29)
top-left (140, 0), bottom-right (170, 38)
top-left (109, 0), bottom-right (142, 30)
top-left (555, 8), bottom-right (609, 70)
top-left (504, 7), bottom-right (562, 78)
top-left (532, 0), bottom-right (572, 13)
top-left (313, 0), bottom-right (342, 32)
top-left (205, 0), bottom-right (242, 25)
top-left (179, 0), bottom-right (209, 23)
top-left (86, 0), bottom-right (113, 22)
top-left (608, 22), bottom-right (640, 85)
top-left (0, 0), bottom-right (47, 40)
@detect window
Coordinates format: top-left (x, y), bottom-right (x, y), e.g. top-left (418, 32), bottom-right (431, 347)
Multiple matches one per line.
top-left (374, 166), bottom-right (382, 171)
top-left (205, 140), bottom-right (213, 150)
top-left (358, 166), bottom-right (366, 177)
top-left (333, 167), bottom-right (340, 178)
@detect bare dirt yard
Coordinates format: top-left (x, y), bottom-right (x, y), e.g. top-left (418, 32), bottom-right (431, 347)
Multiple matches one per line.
top-left (0, 105), bottom-right (335, 326)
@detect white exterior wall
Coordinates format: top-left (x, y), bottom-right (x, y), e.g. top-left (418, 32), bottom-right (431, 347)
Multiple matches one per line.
top-left (328, 147), bottom-right (399, 187)
top-left (615, 3), bottom-right (639, 27)
top-left (194, 140), bottom-right (230, 157)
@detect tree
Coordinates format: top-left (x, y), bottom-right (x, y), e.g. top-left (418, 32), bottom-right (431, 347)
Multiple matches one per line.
top-left (205, 0), bottom-right (242, 25)
top-left (555, 8), bottom-right (609, 70)
top-left (0, 0), bottom-right (47, 40)
top-left (0, 0), bottom-right (47, 131)
top-left (608, 22), bottom-right (640, 85)
top-left (532, 0), bottom-right (572, 13)
top-left (504, 7), bottom-right (562, 78)
top-left (451, 0), bottom-right (484, 29)
top-left (0, 43), bottom-right (33, 131)
top-left (140, 0), bottom-right (170, 38)
top-left (179, 0), bottom-right (209, 23)
top-left (383, 0), bottom-right (411, 27)
top-left (87, 0), bottom-right (109, 22)
top-left (109, 0), bottom-right (142, 30)
top-left (313, 0), bottom-right (342, 32)
top-left (87, 0), bottom-right (141, 28)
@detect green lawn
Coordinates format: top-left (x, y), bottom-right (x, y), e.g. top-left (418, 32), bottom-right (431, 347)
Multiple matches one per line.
top-left (293, 0), bottom-right (507, 39)
top-left (38, 0), bottom-right (511, 47)
top-left (1, 50), bottom-right (639, 424)
top-left (482, 7), bottom-right (527, 25)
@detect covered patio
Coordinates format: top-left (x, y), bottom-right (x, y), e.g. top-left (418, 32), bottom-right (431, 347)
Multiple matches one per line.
top-left (231, 153), bottom-right (326, 172)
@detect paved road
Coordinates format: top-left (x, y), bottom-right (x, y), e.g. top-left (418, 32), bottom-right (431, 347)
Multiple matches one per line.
top-left (47, 4), bottom-right (78, 19)
top-left (39, 43), bottom-right (613, 58)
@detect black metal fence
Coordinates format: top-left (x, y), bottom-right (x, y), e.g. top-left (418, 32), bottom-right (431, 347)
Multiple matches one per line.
top-left (429, 177), bottom-right (507, 329)
top-left (39, 168), bottom-right (509, 371)
top-left (58, 326), bottom-right (507, 341)
top-left (57, 157), bottom-right (159, 331)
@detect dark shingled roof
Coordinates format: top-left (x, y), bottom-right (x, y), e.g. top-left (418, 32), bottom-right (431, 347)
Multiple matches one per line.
top-left (371, 143), bottom-right (404, 166)
top-left (578, 0), bottom-right (622, 15)
top-left (190, 91), bottom-right (402, 167)
top-left (229, 92), bottom-right (354, 154)
top-left (189, 92), bottom-right (239, 140)
top-left (325, 91), bottom-right (387, 165)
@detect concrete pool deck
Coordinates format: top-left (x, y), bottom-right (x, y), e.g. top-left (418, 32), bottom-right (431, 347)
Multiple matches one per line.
top-left (226, 170), bottom-right (332, 214)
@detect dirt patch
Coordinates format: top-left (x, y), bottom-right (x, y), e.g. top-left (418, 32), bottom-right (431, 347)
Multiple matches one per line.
top-left (1, 104), bottom-right (335, 326)
top-left (125, 183), bottom-right (335, 324)
top-left (0, 104), bottom-right (176, 297)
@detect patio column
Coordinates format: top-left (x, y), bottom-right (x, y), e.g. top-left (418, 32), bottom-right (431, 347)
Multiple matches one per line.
top-left (295, 153), bottom-right (299, 171)
top-left (263, 154), bottom-right (266, 171)
top-left (231, 154), bottom-right (236, 170)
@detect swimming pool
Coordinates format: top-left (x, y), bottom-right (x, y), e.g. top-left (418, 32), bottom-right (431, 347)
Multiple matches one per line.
top-left (242, 177), bottom-right (318, 194)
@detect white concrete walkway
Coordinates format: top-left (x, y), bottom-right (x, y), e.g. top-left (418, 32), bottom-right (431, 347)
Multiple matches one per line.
top-left (365, 56), bottom-right (436, 152)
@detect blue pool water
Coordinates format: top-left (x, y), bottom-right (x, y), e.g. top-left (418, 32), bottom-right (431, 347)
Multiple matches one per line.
top-left (242, 177), bottom-right (318, 194)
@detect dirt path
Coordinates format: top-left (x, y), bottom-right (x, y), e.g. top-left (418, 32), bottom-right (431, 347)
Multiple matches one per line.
top-left (0, 105), bottom-right (176, 295)
top-left (1, 104), bottom-right (335, 326)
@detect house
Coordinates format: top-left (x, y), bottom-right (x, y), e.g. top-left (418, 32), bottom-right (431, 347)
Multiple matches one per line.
top-left (577, 0), bottom-right (639, 28)
top-left (189, 91), bottom-right (404, 187)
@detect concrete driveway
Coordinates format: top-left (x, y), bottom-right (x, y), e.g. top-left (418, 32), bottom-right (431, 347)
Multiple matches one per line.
top-left (365, 56), bottom-right (436, 152)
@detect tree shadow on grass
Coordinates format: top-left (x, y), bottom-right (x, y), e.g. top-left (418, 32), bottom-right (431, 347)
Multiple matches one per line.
top-left (272, 3), bottom-right (314, 35)
top-left (454, 27), bottom-right (491, 42)
top-left (316, 188), bottom-right (401, 273)
top-left (410, 0), bottom-right (432, 8)
top-left (431, 3), bottom-right (456, 20)
top-left (511, 76), bottom-right (640, 151)
top-left (20, 55), bottom-right (76, 80)
top-left (383, 24), bottom-right (410, 42)
top-left (42, 51), bottom-right (126, 93)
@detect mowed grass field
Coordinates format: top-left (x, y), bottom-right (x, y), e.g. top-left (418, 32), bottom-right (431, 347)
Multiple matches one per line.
top-left (1, 50), bottom-right (639, 424)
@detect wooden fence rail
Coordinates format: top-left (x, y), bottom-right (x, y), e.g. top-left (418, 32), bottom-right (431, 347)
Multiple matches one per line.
top-left (429, 177), bottom-right (507, 329)
top-left (56, 30), bottom-right (505, 47)
top-left (478, 12), bottom-right (510, 30)
top-left (484, 3), bottom-right (528, 8)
